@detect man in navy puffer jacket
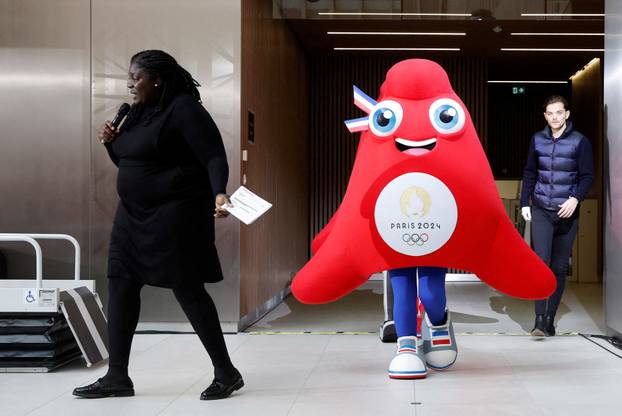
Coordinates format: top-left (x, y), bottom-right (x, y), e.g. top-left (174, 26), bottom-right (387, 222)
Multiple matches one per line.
top-left (520, 95), bottom-right (594, 337)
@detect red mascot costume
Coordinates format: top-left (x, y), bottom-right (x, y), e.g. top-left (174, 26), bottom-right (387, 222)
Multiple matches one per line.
top-left (292, 59), bottom-right (556, 379)
top-left (292, 59), bottom-right (555, 305)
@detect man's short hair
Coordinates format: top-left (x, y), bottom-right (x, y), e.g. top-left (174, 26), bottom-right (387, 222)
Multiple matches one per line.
top-left (543, 95), bottom-right (569, 112)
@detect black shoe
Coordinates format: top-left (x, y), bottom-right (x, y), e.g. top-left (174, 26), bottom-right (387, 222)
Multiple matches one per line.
top-left (544, 315), bottom-right (556, 337)
top-left (379, 320), bottom-right (397, 343)
top-left (200, 373), bottom-right (244, 400)
top-left (531, 315), bottom-right (546, 337)
top-left (73, 377), bottom-right (135, 399)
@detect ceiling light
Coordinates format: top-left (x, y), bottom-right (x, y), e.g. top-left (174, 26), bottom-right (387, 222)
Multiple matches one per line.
top-left (327, 31), bottom-right (466, 36)
top-left (334, 47), bottom-right (461, 51)
top-left (511, 32), bottom-right (604, 36)
top-left (501, 48), bottom-right (604, 52)
top-left (521, 13), bottom-right (605, 17)
top-left (471, 9), bottom-right (495, 21)
top-left (487, 80), bottom-right (568, 84)
top-left (569, 57), bottom-right (601, 80)
top-left (318, 12), bottom-right (472, 17)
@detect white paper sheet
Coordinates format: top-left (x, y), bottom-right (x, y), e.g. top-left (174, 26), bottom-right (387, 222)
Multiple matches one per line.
top-left (224, 186), bottom-right (272, 225)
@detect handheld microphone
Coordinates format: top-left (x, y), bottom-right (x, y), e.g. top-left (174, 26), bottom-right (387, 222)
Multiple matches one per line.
top-left (111, 102), bottom-right (131, 129)
top-left (101, 103), bottom-right (131, 144)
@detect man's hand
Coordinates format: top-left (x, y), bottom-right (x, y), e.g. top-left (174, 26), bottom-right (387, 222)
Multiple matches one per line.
top-left (558, 197), bottom-right (578, 218)
top-left (521, 206), bottom-right (532, 222)
top-left (214, 193), bottom-right (232, 218)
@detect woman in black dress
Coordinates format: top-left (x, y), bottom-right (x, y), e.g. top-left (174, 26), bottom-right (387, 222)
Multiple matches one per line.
top-left (73, 50), bottom-right (243, 400)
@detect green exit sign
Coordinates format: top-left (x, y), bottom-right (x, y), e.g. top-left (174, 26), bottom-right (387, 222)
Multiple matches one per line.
top-left (512, 86), bottom-right (526, 95)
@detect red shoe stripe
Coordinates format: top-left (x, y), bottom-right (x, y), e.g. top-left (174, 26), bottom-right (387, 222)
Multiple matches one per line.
top-left (389, 374), bottom-right (427, 379)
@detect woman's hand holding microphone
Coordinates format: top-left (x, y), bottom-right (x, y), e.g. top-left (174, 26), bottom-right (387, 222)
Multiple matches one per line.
top-left (99, 103), bottom-right (131, 144)
top-left (98, 121), bottom-right (119, 144)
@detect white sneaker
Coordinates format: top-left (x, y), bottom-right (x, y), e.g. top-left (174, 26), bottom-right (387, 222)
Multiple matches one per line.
top-left (388, 336), bottom-right (427, 379)
top-left (421, 310), bottom-right (458, 370)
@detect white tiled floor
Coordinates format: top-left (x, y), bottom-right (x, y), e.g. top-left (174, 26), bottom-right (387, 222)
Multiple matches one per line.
top-left (2, 333), bottom-right (621, 416)
top-left (1, 282), bottom-right (619, 416)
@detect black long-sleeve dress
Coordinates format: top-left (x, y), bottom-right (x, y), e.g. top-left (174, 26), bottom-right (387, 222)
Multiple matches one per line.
top-left (104, 94), bottom-right (229, 288)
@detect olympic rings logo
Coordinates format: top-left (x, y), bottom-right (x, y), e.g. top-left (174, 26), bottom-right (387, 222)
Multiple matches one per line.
top-left (402, 233), bottom-right (429, 246)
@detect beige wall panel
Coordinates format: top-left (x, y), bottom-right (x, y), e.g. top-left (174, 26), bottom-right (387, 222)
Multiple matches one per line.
top-left (0, 0), bottom-right (91, 280)
top-left (90, 0), bottom-right (241, 326)
top-left (0, 0), bottom-right (241, 328)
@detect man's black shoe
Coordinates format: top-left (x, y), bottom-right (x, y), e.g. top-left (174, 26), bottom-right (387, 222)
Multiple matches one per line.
top-left (531, 314), bottom-right (546, 337)
top-left (73, 377), bottom-right (135, 398)
top-left (200, 374), bottom-right (244, 400)
top-left (544, 315), bottom-right (556, 337)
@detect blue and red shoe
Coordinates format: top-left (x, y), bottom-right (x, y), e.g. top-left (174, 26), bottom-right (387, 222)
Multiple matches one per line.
top-left (421, 309), bottom-right (458, 370)
top-left (388, 336), bottom-right (427, 379)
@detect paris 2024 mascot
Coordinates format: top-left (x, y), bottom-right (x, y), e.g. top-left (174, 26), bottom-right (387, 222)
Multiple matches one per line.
top-left (292, 59), bottom-right (556, 379)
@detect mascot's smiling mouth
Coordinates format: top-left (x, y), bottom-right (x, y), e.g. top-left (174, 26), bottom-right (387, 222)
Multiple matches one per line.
top-left (395, 138), bottom-right (437, 156)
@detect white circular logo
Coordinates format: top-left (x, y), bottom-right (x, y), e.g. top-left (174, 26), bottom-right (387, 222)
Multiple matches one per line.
top-left (374, 173), bottom-right (458, 256)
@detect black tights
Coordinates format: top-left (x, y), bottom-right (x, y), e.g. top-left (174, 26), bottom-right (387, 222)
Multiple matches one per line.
top-left (105, 277), bottom-right (236, 383)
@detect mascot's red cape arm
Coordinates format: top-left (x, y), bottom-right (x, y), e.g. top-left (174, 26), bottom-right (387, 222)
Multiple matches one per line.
top-left (294, 59), bottom-right (555, 304)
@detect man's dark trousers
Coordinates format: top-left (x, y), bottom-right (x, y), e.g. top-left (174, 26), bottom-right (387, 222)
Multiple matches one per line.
top-left (531, 206), bottom-right (580, 317)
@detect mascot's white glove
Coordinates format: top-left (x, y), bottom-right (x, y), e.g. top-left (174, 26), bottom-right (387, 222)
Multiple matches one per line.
top-left (521, 206), bottom-right (532, 222)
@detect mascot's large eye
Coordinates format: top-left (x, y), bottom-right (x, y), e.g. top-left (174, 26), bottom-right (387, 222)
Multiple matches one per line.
top-left (428, 98), bottom-right (465, 134)
top-left (369, 100), bottom-right (403, 137)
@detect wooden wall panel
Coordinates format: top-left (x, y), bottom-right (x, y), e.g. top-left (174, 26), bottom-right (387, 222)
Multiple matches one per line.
top-left (571, 58), bottom-right (603, 278)
top-left (572, 59), bottom-right (603, 203)
top-left (309, 56), bottom-right (488, 242)
top-left (240, 0), bottom-right (309, 320)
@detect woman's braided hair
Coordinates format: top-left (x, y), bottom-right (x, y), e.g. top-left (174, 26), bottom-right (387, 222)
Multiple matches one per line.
top-left (124, 49), bottom-right (201, 128)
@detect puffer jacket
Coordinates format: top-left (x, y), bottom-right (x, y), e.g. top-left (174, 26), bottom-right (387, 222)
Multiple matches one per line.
top-left (520, 121), bottom-right (594, 210)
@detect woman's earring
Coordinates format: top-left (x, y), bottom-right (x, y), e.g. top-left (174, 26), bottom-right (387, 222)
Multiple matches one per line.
top-left (154, 83), bottom-right (158, 87)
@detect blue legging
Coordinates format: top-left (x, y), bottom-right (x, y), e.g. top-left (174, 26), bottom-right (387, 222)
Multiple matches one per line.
top-left (389, 267), bottom-right (447, 338)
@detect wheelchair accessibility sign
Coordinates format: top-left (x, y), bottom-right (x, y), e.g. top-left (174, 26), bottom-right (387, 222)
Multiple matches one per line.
top-left (24, 289), bottom-right (37, 304)
top-left (23, 288), bottom-right (57, 307)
